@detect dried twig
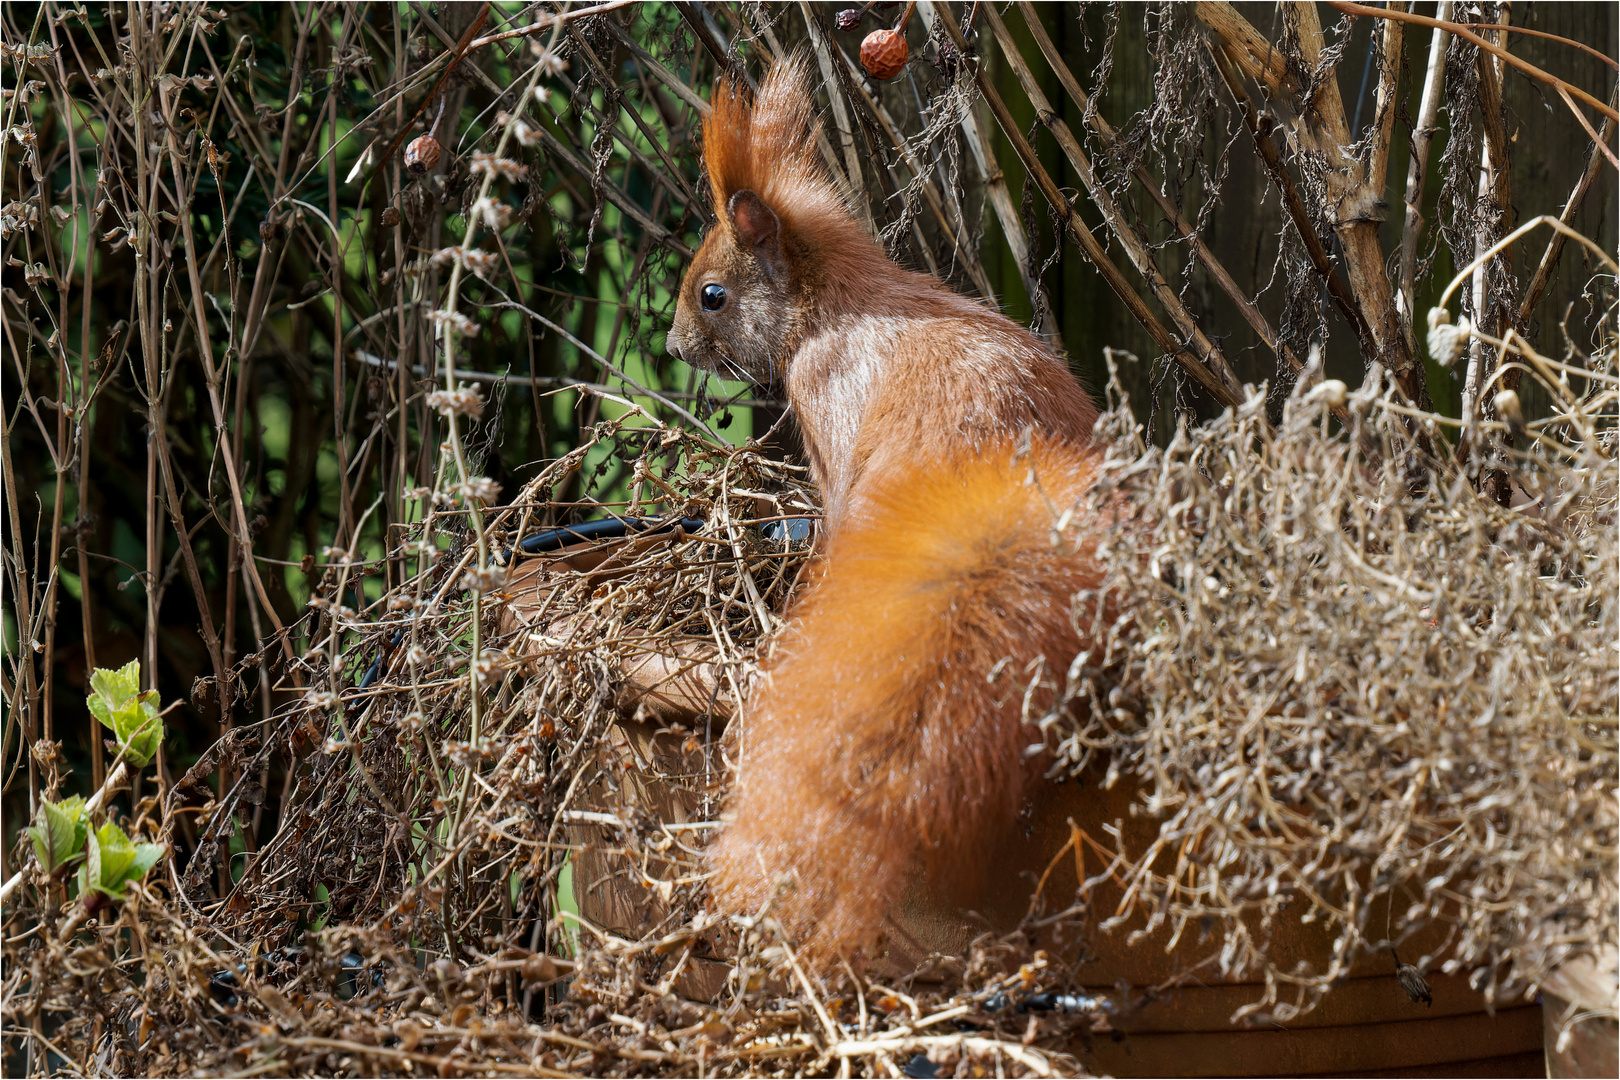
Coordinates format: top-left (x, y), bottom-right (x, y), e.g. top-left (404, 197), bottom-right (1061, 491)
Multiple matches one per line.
top-left (1198, 2), bottom-right (1431, 409)
top-left (1399, 1), bottom-right (1453, 328)
top-left (936, 5), bottom-right (1247, 409)
top-left (1326, 0), bottom-right (1620, 123)
top-left (983, 6), bottom-right (1244, 403)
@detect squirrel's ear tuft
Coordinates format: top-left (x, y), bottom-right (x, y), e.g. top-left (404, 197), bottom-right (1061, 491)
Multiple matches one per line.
top-left (705, 70), bottom-right (753, 209)
top-left (728, 190), bottom-right (786, 280)
top-left (704, 53), bottom-right (846, 250)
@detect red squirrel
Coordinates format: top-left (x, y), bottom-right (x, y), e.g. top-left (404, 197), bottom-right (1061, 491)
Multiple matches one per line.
top-left (667, 58), bottom-right (1109, 965)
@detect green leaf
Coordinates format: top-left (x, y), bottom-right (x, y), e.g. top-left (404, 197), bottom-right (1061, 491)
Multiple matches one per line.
top-left (128, 843), bottom-right (165, 882)
top-left (25, 797), bottom-right (88, 873)
top-left (89, 659), bottom-right (141, 714)
top-left (80, 828), bottom-right (103, 901)
top-left (78, 821), bottom-right (165, 905)
top-left (87, 693), bottom-right (114, 731)
top-left (118, 699), bottom-right (164, 768)
top-left (93, 822), bottom-right (137, 886)
top-left (86, 661), bottom-right (165, 768)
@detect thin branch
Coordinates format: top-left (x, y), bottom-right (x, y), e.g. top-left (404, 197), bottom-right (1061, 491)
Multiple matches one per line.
top-left (1450, 19), bottom-right (1618, 71)
top-left (916, 2), bottom-right (1063, 343)
top-left (1205, 40), bottom-right (1378, 359)
top-left (799, 2), bottom-right (874, 236)
top-left (1365, 3), bottom-right (1404, 201)
top-left (1399, 1), bottom-right (1453, 331)
top-left (1199, 2), bottom-right (1430, 411)
top-left (1515, 97), bottom-right (1620, 338)
top-left (1463, 6), bottom-right (1514, 433)
top-left (983, 5), bottom-right (1245, 402)
top-left (1326, 0), bottom-right (1619, 123)
top-left (933, 5), bottom-right (1244, 410)
top-left (467, 0), bottom-right (641, 49)
top-left (1013, 5), bottom-right (1308, 379)
top-left (818, 32), bottom-right (998, 299)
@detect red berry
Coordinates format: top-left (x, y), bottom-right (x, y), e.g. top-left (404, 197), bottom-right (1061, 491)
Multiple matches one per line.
top-left (860, 28), bottom-right (909, 81)
top-left (834, 8), bottom-right (862, 32)
top-left (404, 134), bottom-right (442, 175)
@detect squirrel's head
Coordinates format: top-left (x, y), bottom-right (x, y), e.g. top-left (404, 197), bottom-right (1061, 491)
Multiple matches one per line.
top-left (668, 56), bottom-right (851, 390)
top-left (668, 186), bottom-right (797, 388)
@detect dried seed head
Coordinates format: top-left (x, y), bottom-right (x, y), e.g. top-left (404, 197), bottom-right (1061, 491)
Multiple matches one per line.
top-left (470, 151), bottom-right (526, 182)
top-left (1493, 388), bottom-right (1524, 427)
top-left (860, 28), bottom-right (909, 80)
top-left (834, 8), bottom-right (862, 31)
top-left (469, 196), bottom-right (514, 232)
top-left (428, 309), bottom-right (481, 337)
top-left (379, 206), bottom-right (401, 227)
top-left (425, 384), bottom-right (484, 417)
top-left (1425, 307), bottom-right (1471, 367)
top-left (404, 134), bottom-right (441, 175)
top-left (496, 109), bottom-right (543, 147)
top-left (1395, 961), bottom-right (1433, 1007)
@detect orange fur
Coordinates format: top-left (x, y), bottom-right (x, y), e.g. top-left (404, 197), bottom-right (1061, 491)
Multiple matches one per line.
top-left (704, 57), bottom-right (853, 250)
top-left (708, 437), bottom-right (1105, 962)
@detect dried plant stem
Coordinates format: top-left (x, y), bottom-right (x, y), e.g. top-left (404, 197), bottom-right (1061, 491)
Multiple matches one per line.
top-left (1400, 1), bottom-right (1453, 328)
top-left (1514, 98), bottom-right (1618, 360)
top-left (1439, 215), bottom-right (1619, 311)
top-left (468, 0), bottom-right (640, 49)
top-left (1015, 6), bottom-right (1289, 364)
top-left (1295, 0), bottom-right (1423, 403)
top-left (48, 2), bottom-right (107, 790)
top-left (1463, 5), bottom-right (1514, 432)
top-left (1205, 40), bottom-right (1379, 363)
top-left (935, 5), bottom-right (1246, 409)
top-left (814, 33), bottom-right (998, 299)
top-left (599, 22), bottom-right (711, 115)
top-left (916, 2), bottom-right (1060, 340)
top-left (673, 0), bottom-right (730, 65)
top-left (1327, 0), bottom-right (1619, 123)
top-left (1366, 5), bottom-right (1405, 212)
top-left (984, 5), bottom-right (1246, 403)
top-left (0, 400), bottom-right (39, 817)
top-left (800, 3), bottom-right (873, 236)
top-left (437, 47), bottom-right (556, 855)
top-left (1199, 1), bottom-right (1430, 410)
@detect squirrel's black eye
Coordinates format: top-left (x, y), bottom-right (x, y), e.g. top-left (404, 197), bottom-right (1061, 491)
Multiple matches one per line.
top-left (700, 283), bottom-right (727, 311)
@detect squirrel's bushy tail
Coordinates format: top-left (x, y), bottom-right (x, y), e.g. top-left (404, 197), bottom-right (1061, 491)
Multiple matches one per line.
top-left (709, 436), bottom-right (1106, 962)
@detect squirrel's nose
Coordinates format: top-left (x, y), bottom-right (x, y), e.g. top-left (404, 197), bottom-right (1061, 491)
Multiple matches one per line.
top-left (667, 333), bottom-right (685, 363)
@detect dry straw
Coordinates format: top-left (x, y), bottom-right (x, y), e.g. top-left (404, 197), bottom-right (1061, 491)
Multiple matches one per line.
top-left (1060, 335), bottom-right (1616, 1024)
top-left (4, 332), bottom-right (1611, 1078)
